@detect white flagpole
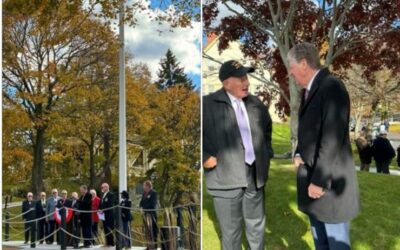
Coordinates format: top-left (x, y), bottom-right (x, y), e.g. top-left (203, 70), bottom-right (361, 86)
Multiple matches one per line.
top-left (119, 0), bottom-right (127, 194)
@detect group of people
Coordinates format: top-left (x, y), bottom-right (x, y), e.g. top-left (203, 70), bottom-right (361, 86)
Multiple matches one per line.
top-left (355, 130), bottom-right (399, 174)
top-left (21, 181), bottom-right (158, 249)
top-left (203, 43), bottom-right (360, 250)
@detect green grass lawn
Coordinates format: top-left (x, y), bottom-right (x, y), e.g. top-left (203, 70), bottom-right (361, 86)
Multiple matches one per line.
top-left (203, 123), bottom-right (400, 250)
top-left (203, 160), bottom-right (400, 250)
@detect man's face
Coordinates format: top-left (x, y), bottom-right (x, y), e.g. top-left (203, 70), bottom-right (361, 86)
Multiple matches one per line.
top-left (61, 192), bottom-right (67, 199)
top-left (288, 59), bottom-right (309, 88)
top-left (52, 191), bottom-right (58, 198)
top-left (80, 188), bottom-right (86, 195)
top-left (223, 75), bottom-right (250, 99)
top-left (143, 184), bottom-right (150, 193)
top-left (27, 193), bottom-right (33, 201)
top-left (101, 184), bottom-right (108, 193)
top-left (41, 193), bottom-right (46, 200)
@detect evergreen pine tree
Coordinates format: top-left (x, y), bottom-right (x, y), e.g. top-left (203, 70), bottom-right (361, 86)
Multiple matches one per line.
top-left (156, 49), bottom-right (194, 90)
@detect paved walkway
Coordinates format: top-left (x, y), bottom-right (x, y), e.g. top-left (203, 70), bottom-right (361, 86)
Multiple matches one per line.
top-left (356, 166), bottom-right (400, 176)
top-left (2, 241), bottom-right (148, 249)
top-left (388, 132), bottom-right (400, 149)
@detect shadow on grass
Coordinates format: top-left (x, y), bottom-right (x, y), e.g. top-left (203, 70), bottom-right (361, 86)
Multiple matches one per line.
top-left (203, 160), bottom-right (312, 250)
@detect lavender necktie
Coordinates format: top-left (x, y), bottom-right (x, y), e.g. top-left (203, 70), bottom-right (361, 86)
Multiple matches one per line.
top-left (234, 99), bottom-right (256, 165)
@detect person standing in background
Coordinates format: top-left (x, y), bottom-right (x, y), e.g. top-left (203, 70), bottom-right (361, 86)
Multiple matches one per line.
top-left (120, 190), bottom-right (133, 249)
top-left (355, 133), bottom-right (372, 171)
top-left (46, 189), bottom-right (60, 245)
top-left (78, 185), bottom-right (92, 248)
top-left (99, 183), bottom-right (115, 247)
top-left (22, 192), bottom-right (37, 245)
top-left (90, 189), bottom-right (101, 245)
top-left (371, 131), bottom-right (396, 174)
top-left (140, 181), bottom-right (158, 250)
top-left (36, 192), bottom-right (48, 244)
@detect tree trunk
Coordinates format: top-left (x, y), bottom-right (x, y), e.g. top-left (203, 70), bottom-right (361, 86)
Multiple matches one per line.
top-left (289, 78), bottom-right (301, 155)
top-left (31, 127), bottom-right (46, 195)
top-left (366, 98), bottom-right (380, 141)
top-left (89, 140), bottom-right (95, 188)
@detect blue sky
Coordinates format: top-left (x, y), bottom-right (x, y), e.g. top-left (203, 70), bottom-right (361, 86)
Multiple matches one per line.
top-left (124, 0), bottom-right (201, 89)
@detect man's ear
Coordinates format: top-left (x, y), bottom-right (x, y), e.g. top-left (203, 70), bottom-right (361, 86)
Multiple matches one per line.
top-left (300, 59), bottom-right (308, 70)
top-left (222, 79), bottom-right (230, 90)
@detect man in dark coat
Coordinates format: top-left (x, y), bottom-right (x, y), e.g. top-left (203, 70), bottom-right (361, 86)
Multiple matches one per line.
top-left (70, 192), bottom-right (80, 249)
top-left (99, 182), bottom-right (115, 246)
top-left (371, 131), bottom-right (396, 174)
top-left (355, 133), bottom-right (372, 171)
top-left (78, 185), bottom-right (92, 248)
top-left (120, 190), bottom-right (133, 248)
top-left (22, 192), bottom-right (37, 246)
top-left (36, 192), bottom-right (48, 244)
top-left (56, 190), bottom-right (73, 246)
top-left (140, 181), bottom-right (158, 250)
top-left (203, 60), bottom-right (273, 250)
top-left (288, 42), bottom-right (360, 250)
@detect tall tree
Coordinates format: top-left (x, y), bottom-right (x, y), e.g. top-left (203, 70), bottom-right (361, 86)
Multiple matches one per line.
top-left (203, 0), bottom-right (400, 151)
top-left (2, 1), bottom-right (117, 194)
top-left (144, 86), bottom-right (200, 206)
top-left (337, 65), bottom-right (400, 137)
top-left (156, 49), bottom-right (194, 90)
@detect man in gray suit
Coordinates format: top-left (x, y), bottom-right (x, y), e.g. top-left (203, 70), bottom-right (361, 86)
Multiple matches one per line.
top-left (203, 60), bottom-right (273, 250)
top-left (46, 189), bottom-right (60, 244)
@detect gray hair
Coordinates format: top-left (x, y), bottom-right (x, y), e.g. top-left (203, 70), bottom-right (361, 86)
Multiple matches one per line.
top-left (287, 42), bottom-right (321, 69)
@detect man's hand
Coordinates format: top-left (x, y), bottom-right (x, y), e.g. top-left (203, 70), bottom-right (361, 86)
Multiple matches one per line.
top-left (308, 183), bottom-right (325, 199)
top-left (203, 156), bottom-right (217, 169)
top-left (293, 155), bottom-right (305, 169)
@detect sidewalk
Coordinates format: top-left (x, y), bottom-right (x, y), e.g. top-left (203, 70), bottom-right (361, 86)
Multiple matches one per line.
top-left (388, 132), bottom-right (400, 149)
top-left (356, 166), bottom-right (400, 176)
top-left (2, 241), bottom-right (148, 249)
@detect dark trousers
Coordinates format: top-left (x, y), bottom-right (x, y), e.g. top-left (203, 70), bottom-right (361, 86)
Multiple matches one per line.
top-left (81, 224), bottom-right (92, 247)
top-left (122, 220), bottom-right (131, 248)
top-left (309, 216), bottom-right (351, 250)
top-left (24, 221), bottom-right (36, 244)
top-left (376, 160), bottom-right (391, 174)
top-left (47, 220), bottom-right (59, 244)
top-left (144, 213), bottom-right (158, 250)
top-left (103, 218), bottom-right (115, 246)
top-left (91, 222), bottom-right (98, 244)
top-left (71, 216), bottom-right (80, 248)
top-left (37, 219), bottom-right (48, 243)
top-left (360, 163), bottom-right (370, 171)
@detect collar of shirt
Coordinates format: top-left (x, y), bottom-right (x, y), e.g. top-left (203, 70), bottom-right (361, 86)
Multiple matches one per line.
top-left (226, 91), bottom-right (242, 108)
top-left (103, 192), bottom-right (108, 199)
top-left (226, 90), bottom-right (253, 139)
top-left (306, 69), bottom-right (320, 91)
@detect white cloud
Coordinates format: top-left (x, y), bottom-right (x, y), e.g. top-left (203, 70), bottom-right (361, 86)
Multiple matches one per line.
top-left (123, 3), bottom-right (201, 81)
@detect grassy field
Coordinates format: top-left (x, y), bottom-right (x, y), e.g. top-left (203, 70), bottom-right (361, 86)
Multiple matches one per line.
top-left (202, 123), bottom-right (400, 250)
